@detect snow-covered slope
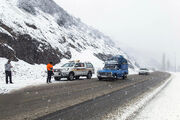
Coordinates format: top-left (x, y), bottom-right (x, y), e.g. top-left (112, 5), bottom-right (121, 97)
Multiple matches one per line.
top-left (0, 0), bottom-right (139, 93)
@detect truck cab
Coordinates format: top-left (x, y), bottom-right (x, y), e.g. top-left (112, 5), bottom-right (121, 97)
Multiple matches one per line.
top-left (97, 56), bottom-right (128, 80)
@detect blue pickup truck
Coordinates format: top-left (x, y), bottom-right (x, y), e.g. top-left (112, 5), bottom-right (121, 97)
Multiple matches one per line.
top-left (97, 55), bottom-right (128, 80)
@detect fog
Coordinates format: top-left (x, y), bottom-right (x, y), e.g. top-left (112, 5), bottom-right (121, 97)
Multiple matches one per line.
top-left (54, 0), bottom-right (180, 70)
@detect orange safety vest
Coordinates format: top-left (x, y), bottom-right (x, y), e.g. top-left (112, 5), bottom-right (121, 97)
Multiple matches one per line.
top-left (47, 64), bottom-right (53, 71)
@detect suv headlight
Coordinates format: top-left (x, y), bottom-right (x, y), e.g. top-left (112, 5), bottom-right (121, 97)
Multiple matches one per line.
top-left (66, 68), bottom-right (69, 71)
top-left (108, 72), bottom-right (113, 77)
top-left (54, 69), bottom-right (60, 72)
top-left (63, 68), bottom-right (69, 71)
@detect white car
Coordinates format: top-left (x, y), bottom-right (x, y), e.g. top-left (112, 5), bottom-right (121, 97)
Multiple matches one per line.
top-left (54, 61), bottom-right (95, 81)
top-left (139, 68), bottom-right (150, 75)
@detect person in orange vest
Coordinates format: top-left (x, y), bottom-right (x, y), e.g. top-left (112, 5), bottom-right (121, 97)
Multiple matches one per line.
top-left (47, 62), bottom-right (54, 83)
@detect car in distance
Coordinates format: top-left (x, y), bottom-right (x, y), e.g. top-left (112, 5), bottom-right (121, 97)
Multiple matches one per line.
top-left (53, 61), bottom-right (95, 81)
top-left (139, 68), bottom-right (150, 75)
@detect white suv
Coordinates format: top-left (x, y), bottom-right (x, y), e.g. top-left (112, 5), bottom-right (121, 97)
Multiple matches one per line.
top-left (54, 61), bottom-right (95, 81)
top-left (139, 68), bottom-right (150, 75)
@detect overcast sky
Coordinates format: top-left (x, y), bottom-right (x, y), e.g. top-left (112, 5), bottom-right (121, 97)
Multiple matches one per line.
top-left (54, 0), bottom-right (180, 68)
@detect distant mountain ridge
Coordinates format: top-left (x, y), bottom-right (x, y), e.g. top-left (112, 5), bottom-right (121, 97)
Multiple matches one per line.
top-left (0, 0), bottom-right (138, 70)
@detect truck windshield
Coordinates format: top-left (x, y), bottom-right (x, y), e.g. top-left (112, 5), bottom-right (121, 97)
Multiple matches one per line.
top-left (62, 62), bottom-right (75, 67)
top-left (140, 68), bottom-right (148, 70)
top-left (104, 64), bottom-right (118, 70)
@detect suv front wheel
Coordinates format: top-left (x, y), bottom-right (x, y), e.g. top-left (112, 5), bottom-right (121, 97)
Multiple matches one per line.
top-left (68, 72), bottom-right (74, 81)
top-left (87, 72), bottom-right (92, 79)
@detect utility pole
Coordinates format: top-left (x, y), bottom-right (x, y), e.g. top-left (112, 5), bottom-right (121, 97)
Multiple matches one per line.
top-left (175, 53), bottom-right (177, 72)
top-left (167, 59), bottom-right (170, 71)
top-left (162, 53), bottom-right (166, 71)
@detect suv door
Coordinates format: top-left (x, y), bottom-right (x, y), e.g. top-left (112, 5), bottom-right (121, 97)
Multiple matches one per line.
top-left (80, 63), bottom-right (86, 75)
top-left (85, 63), bottom-right (94, 74)
top-left (74, 63), bottom-right (85, 76)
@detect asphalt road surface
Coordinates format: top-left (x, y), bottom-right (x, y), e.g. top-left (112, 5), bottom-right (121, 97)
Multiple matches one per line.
top-left (0, 72), bottom-right (170, 120)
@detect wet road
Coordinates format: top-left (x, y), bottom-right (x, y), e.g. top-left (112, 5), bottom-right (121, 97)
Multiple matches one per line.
top-left (0, 72), bottom-right (170, 120)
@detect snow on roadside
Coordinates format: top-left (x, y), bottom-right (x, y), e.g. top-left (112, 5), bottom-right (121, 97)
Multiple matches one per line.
top-left (105, 73), bottom-right (172, 120)
top-left (0, 58), bottom-right (47, 94)
top-left (135, 73), bottom-right (180, 120)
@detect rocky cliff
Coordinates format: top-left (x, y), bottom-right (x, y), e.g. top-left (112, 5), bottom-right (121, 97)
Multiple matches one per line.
top-left (0, 0), bottom-right (138, 69)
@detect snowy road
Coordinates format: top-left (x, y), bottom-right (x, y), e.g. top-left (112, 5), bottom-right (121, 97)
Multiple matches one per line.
top-left (0, 72), bottom-right (170, 120)
top-left (134, 73), bottom-right (180, 120)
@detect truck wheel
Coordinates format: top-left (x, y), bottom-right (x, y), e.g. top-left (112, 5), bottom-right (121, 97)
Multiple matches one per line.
top-left (122, 75), bottom-right (127, 80)
top-left (87, 72), bottom-right (92, 79)
top-left (54, 77), bottom-right (61, 81)
top-left (75, 76), bottom-right (80, 80)
top-left (125, 75), bottom-right (128, 78)
top-left (68, 72), bottom-right (74, 81)
top-left (113, 74), bottom-right (117, 80)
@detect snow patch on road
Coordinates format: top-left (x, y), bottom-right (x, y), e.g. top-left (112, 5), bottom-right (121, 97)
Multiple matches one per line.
top-left (105, 73), bottom-right (172, 120)
top-left (135, 73), bottom-right (180, 120)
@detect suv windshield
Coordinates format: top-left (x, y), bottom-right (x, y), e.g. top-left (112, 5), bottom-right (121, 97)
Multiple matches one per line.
top-left (62, 62), bottom-right (75, 67)
top-left (104, 64), bottom-right (118, 70)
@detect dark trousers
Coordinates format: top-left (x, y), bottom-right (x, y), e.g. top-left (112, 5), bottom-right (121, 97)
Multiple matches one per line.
top-left (5, 71), bottom-right (12, 84)
top-left (47, 71), bottom-right (53, 83)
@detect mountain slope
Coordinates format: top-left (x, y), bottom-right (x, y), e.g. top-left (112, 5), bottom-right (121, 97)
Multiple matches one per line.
top-left (0, 0), bottom-right (138, 69)
top-left (0, 0), bottom-right (140, 93)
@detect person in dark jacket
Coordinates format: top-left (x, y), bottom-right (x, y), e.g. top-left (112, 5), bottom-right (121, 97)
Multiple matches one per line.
top-left (5, 60), bottom-right (13, 84)
top-left (47, 62), bottom-right (54, 83)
